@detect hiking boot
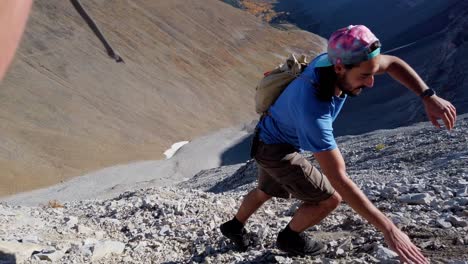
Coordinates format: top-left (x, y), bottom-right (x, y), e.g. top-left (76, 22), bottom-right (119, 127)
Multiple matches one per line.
top-left (276, 228), bottom-right (326, 256)
top-left (220, 219), bottom-right (250, 251)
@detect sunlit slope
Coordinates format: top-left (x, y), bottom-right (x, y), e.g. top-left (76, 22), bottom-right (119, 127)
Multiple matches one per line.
top-left (0, 0), bottom-right (325, 195)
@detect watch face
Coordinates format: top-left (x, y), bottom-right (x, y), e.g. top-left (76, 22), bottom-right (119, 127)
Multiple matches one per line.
top-left (422, 89), bottom-right (435, 97)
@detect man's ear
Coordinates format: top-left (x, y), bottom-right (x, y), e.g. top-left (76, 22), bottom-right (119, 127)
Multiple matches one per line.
top-left (334, 63), bottom-right (345, 75)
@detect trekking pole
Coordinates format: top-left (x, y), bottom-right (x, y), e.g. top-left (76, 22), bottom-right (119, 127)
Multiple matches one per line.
top-left (70, 0), bottom-right (124, 63)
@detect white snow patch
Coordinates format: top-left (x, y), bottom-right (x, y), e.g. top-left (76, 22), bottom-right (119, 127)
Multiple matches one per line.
top-left (164, 141), bottom-right (189, 159)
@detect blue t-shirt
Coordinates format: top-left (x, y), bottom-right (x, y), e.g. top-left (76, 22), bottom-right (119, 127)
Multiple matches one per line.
top-left (258, 53), bottom-right (347, 153)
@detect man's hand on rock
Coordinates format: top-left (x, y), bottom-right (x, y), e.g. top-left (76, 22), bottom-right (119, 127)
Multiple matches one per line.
top-left (383, 225), bottom-right (429, 264)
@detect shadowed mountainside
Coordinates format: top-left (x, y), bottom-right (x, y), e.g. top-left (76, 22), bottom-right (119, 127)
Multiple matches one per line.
top-left (223, 0), bottom-right (468, 135)
top-left (0, 0), bottom-right (325, 196)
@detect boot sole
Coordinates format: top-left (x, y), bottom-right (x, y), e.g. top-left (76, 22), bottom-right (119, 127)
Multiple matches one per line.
top-left (276, 241), bottom-right (326, 256)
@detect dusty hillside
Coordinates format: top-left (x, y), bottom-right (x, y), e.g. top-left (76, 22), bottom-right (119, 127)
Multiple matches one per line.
top-left (0, 0), bottom-right (325, 196)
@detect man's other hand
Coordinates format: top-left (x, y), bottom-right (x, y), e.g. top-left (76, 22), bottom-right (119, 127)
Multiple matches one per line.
top-left (423, 95), bottom-right (457, 130)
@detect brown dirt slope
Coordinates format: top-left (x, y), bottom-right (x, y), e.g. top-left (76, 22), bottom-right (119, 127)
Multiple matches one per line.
top-left (0, 0), bottom-right (325, 196)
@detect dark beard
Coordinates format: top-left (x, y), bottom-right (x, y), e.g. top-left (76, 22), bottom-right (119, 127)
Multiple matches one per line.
top-left (340, 88), bottom-right (357, 97)
top-left (337, 78), bottom-right (364, 97)
top-left (341, 87), bottom-right (363, 97)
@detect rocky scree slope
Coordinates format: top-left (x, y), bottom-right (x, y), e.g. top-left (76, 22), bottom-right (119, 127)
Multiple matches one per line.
top-left (0, 114), bottom-right (467, 263)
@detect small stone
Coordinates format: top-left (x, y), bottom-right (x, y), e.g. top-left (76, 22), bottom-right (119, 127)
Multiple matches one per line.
top-left (329, 240), bottom-right (338, 248)
top-left (432, 185), bottom-right (443, 194)
top-left (349, 258), bottom-right (367, 264)
top-left (21, 235), bottom-right (39, 244)
top-left (32, 249), bottom-right (65, 262)
top-left (79, 244), bottom-right (93, 256)
top-left (423, 238), bottom-right (444, 250)
top-left (420, 240), bottom-right (433, 249)
top-left (408, 184), bottom-right (425, 192)
top-left (441, 192), bottom-right (455, 199)
top-left (159, 225), bottom-right (171, 236)
top-left (91, 241), bottom-right (125, 262)
top-left (374, 245), bottom-right (398, 262)
top-left (64, 216), bottom-right (78, 228)
top-left (436, 218), bottom-right (453, 229)
top-left (457, 197), bottom-right (468, 206)
top-left (447, 215), bottom-right (468, 227)
top-left (338, 238), bottom-right (353, 251)
top-left (335, 247), bottom-right (345, 257)
top-left (389, 213), bottom-right (411, 226)
top-left (397, 193), bottom-right (434, 205)
top-left (123, 256), bottom-right (133, 262)
top-left (134, 241), bottom-right (148, 252)
top-left (457, 180), bottom-right (468, 188)
top-left (454, 238), bottom-right (465, 245)
top-left (398, 186), bottom-right (410, 194)
top-left (381, 187), bottom-right (399, 199)
top-left (354, 237), bottom-right (366, 245)
top-left (274, 255), bottom-right (293, 263)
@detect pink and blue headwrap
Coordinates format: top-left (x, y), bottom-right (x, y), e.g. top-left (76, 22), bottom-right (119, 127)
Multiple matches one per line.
top-left (316, 25), bottom-right (380, 67)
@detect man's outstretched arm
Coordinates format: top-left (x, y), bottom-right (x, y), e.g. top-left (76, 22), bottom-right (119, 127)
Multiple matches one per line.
top-left (314, 148), bottom-right (429, 264)
top-left (0, 0), bottom-right (33, 81)
top-left (377, 54), bottom-right (457, 130)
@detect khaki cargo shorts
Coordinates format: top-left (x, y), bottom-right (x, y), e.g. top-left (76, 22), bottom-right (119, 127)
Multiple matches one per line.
top-left (253, 140), bottom-right (335, 203)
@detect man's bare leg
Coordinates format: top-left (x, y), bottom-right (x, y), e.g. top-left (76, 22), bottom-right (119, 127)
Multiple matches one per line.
top-left (289, 192), bottom-right (342, 232)
top-left (235, 188), bottom-right (272, 224)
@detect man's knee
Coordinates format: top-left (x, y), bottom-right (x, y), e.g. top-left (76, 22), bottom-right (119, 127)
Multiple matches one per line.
top-left (255, 188), bottom-right (272, 202)
top-left (321, 192), bottom-right (342, 210)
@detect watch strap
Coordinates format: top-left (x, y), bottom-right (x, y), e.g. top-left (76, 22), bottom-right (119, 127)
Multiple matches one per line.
top-left (420, 88), bottom-right (435, 98)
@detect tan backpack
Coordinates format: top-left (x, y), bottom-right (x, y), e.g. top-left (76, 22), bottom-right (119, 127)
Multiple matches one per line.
top-left (255, 54), bottom-right (309, 115)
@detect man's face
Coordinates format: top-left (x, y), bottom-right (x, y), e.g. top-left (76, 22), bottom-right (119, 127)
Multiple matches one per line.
top-left (335, 56), bottom-right (380, 97)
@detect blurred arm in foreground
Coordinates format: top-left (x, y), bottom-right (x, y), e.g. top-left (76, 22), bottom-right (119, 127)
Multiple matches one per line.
top-left (0, 0), bottom-right (33, 81)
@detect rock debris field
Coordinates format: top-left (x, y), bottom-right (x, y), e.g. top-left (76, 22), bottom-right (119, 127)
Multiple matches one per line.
top-left (0, 115), bottom-right (467, 263)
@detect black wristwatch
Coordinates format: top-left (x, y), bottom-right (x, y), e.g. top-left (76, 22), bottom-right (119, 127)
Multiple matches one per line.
top-left (420, 88), bottom-right (436, 98)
